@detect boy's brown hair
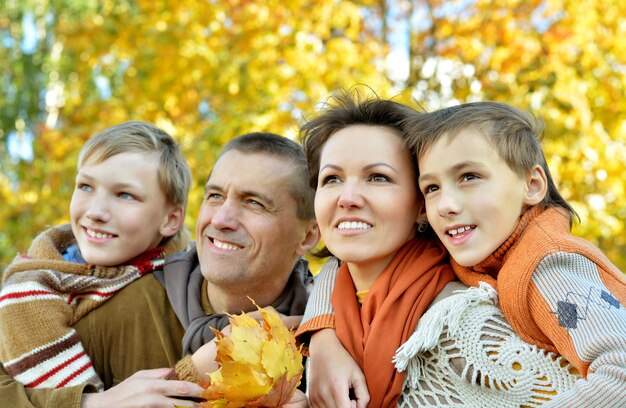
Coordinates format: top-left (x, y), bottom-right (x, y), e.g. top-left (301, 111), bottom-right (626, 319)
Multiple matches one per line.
top-left (406, 101), bottom-right (578, 225)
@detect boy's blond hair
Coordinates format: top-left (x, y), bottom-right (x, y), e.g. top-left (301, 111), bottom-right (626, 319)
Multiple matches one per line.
top-left (406, 101), bottom-right (578, 226)
top-left (78, 121), bottom-right (192, 241)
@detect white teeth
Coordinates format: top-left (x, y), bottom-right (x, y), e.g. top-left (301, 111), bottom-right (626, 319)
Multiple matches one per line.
top-left (87, 229), bottom-right (113, 239)
top-left (337, 221), bottom-right (372, 230)
top-left (213, 239), bottom-right (241, 250)
top-left (448, 226), bottom-right (475, 236)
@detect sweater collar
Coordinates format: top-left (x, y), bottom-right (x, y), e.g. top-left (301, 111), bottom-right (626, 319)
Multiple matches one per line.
top-left (452, 206), bottom-right (544, 280)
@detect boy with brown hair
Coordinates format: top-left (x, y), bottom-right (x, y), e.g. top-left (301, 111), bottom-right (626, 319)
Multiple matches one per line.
top-left (411, 101), bottom-right (626, 406)
top-left (0, 121), bottom-right (191, 391)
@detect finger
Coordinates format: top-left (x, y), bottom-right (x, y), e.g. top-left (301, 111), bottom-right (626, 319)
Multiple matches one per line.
top-left (220, 325), bottom-right (232, 336)
top-left (147, 379), bottom-right (204, 399)
top-left (166, 397), bottom-right (201, 407)
top-left (352, 379), bottom-right (370, 408)
top-left (261, 306), bottom-right (278, 313)
top-left (246, 310), bottom-right (264, 320)
top-left (281, 315), bottom-right (303, 330)
top-left (130, 367), bottom-right (175, 379)
top-left (329, 382), bottom-right (352, 408)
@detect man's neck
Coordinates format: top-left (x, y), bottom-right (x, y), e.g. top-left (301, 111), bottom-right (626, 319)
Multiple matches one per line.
top-left (205, 283), bottom-right (283, 315)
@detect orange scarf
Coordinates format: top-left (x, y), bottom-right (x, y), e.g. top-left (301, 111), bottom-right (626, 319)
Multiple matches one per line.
top-left (332, 237), bottom-right (456, 407)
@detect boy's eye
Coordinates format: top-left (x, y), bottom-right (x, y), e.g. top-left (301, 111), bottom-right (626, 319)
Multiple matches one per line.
top-left (461, 173), bottom-right (479, 182)
top-left (320, 175), bottom-right (341, 186)
top-left (78, 183), bottom-right (93, 192)
top-left (118, 192), bottom-right (135, 200)
top-left (369, 173), bottom-right (390, 183)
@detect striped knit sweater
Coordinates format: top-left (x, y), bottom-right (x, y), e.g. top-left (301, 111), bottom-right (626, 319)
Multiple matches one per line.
top-left (0, 223), bottom-right (187, 390)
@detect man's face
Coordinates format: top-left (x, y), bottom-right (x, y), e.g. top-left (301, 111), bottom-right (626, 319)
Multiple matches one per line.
top-left (196, 150), bottom-right (313, 295)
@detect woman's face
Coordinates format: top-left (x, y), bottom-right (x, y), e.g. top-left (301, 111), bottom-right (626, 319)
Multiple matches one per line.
top-left (314, 125), bottom-right (420, 279)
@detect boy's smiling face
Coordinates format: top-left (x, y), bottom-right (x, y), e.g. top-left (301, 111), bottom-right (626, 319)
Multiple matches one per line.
top-left (418, 128), bottom-right (539, 267)
top-left (70, 151), bottom-right (181, 266)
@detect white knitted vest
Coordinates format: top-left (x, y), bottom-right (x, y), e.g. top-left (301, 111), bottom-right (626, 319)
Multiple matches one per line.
top-left (393, 283), bottom-right (580, 407)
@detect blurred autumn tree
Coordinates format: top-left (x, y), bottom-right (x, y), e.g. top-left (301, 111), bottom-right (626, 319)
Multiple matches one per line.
top-left (0, 0), bottom-right (624, 272)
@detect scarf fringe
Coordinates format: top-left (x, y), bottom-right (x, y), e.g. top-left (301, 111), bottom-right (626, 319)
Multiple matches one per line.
top-left (393, 282), bottom-right (498, 377)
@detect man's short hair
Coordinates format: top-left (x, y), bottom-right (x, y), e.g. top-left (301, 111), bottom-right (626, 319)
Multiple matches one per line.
top-left (220, 132), bottom-right (315, 220)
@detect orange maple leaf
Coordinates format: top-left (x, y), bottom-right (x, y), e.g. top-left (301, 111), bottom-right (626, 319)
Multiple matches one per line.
top-left (199, 300), bottom-right (304, 407)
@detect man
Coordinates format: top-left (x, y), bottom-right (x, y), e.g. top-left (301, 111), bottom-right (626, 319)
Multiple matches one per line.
top-left (0, 132), bottom-right (319, 407)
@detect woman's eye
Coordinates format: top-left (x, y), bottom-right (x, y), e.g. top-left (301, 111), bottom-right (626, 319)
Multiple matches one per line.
top-left (321, 175), bottom-right (341, 186)
top-left (423, 185), bottom-right (439, 195)
top-left (369, 174), bottom-right (390, 182)
top-left (118, 192), bottom-right (135, 200)
top-left (78, 183), bottom-right (93, 192)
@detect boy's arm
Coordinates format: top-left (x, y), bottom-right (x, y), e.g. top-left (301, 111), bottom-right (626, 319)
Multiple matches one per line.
top-left (529, 252), bottom-right (626, 407)
top-left (0, 362), bottom-right (91, 408)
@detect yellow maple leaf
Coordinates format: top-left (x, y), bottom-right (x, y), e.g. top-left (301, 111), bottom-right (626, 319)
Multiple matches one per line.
top-left (199, 300), bottom-right (304, 407)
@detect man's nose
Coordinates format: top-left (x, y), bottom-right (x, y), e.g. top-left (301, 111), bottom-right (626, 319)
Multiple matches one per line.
top-left (210, 199), bottom-right (240, 230)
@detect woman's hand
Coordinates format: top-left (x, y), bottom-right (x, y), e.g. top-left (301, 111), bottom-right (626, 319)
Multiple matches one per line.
top-left (308, 329), bottom-right (370, 408)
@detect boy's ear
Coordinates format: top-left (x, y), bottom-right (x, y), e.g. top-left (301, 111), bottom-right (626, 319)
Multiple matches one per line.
top-left (524, 165), bottom-right (548, 206)
top-left (296, 220), bottom-right (320, 256)
top-left (160, 205), bottom-right (185, 237)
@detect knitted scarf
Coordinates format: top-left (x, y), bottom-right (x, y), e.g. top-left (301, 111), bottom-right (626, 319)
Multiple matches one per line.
top-left (0, 224), bottom-right (188, 390)
top-left (449, 207), bottom-right (542, 291)
top-left (154, 243), bottom-right (313, 354)
top-left (332, 237), bottom-right (456, 408)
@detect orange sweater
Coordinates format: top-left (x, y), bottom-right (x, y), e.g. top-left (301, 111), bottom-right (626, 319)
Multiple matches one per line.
top-left (454, 207), bottom-right (626, 407)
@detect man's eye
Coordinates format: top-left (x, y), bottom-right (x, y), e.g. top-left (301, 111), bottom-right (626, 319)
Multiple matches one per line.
top-left (248, 199), bottom-right (264, 208)
top-left (206, 193), bottom-right (223, 201)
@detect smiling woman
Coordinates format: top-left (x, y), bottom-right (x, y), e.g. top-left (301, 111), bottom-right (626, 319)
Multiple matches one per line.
top-left (296, 89), bottom-right (456, 406)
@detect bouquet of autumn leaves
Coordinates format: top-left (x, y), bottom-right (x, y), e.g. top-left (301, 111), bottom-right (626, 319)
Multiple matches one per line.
top-left (198, 303), bottom-right (304, 407)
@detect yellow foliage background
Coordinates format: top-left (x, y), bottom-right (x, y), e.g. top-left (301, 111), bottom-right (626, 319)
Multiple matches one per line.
top-left (1, 0), bottom-right (625, 273)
